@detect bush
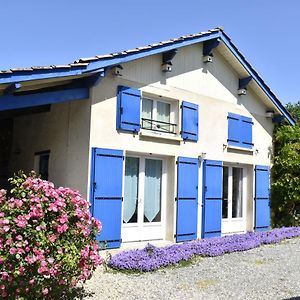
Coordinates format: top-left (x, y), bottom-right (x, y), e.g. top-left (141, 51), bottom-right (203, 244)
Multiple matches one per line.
top-left (271, 125), bottom-right (300, 226)
top-left (0, 172), bottom-right (102, 299)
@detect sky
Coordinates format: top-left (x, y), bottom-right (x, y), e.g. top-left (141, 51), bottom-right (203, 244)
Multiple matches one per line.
top-left (0, 0), bottom-right (300, 104)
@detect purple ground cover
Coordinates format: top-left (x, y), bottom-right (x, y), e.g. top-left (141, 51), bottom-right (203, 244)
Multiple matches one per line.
top-left (108, 227), bottom-right (300, 272)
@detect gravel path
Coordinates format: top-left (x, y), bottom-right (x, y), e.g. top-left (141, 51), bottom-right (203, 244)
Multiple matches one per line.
top-left (83, 237), bottom-right (300, 300)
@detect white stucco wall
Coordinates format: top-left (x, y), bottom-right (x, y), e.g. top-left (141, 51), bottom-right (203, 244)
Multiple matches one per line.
top-left (10, 99), bottom-right (91, 198)
top-left (89, 43), bottom-right (274, 240)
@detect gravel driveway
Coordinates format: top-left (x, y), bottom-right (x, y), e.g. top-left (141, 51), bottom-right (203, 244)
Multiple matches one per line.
top-left (83, 237), bottom-right (300, 300)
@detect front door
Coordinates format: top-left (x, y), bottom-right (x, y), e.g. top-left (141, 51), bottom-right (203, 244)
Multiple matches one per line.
top-left (222, 165), bottom-right (247, 234)
top-left (122, 156), bottom-right (165, 242)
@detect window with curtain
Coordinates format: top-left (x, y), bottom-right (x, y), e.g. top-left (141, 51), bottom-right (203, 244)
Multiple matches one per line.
top-left (142, 98), bottom-right (153, 129)
top-left (222, 166), bottom-right (229, 218)
top-left (232, 167), bottom-right (243, 218)
top-left (141, 97), bottom-right (174, 133)
top-left (144, 159), bottom-right (162, 223)
top-left (123, 157), bottom-right (139, 223)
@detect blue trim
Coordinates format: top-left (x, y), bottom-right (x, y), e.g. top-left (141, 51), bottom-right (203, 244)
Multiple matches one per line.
top-left (0, 87), bottom-right (89, 111)
top-left (4, 83), bottom-right (22, 95)
top-left (239, 76), bottom-right (252, 90)
top-left (272, 115), bottom-right (285, 124)
top-left (83, 69), bottom-right (105, 87)
top-left (0, 30), bottom-right (294, 125)
top-left (0, 66), bottom-right (88, 84)
top-left (84, 32), bottom-right (222, 72)
top-left (203, 38), bottom-right (220, 56)
top-left (162, 49), bottom-right (177, 65)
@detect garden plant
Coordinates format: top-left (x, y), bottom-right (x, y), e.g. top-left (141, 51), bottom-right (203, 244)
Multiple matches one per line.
top-left (109, 227), bottom-right (300, 272)
top-left (0, 172), bottom-right (102, 299)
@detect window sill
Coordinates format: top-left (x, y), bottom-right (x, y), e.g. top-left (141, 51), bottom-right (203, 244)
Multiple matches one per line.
top-left (226, 144), bottom-right (254, 153)
top-left (139, 130), bottom-right (182, 142)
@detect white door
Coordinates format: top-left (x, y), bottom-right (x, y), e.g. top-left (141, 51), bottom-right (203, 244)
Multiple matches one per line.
top-left (122, 156), bottom-right (166, 242)
top-left (222, 165), bottom-right (247, 234)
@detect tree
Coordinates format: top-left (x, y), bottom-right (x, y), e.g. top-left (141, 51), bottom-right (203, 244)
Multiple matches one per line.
top-left (271, 102), bottom-right (300, 227)
top-left (286, 100), bottom-right (300, 123)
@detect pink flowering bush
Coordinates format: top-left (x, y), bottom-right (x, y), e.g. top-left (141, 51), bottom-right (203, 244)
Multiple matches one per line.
top-left (0, 172), bottom-right (102, 299)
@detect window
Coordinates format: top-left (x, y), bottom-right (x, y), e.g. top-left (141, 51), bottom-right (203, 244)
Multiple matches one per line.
top-left (227, 113), bottom-right (253, 149)
top-left (222, 166), bottom-right (244, 219)
top-left (35, 150), bottom-right (50, 180)
top-left (141, 97), bottom-right (176, 134)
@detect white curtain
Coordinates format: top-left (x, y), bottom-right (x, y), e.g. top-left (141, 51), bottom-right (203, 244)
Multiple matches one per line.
top-left (144, 159), bottom-right (162, 222)
top-left (142, 98), bottom-right (153, 129)
top-left (232, 168), bottom-right (243, 218)
top-left (123, 157), bottom-right (139, 223)
top-left (157, 101), bottom-right (170, 132)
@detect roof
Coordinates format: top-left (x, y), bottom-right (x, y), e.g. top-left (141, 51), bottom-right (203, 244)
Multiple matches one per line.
top-left (0, 27), bottom-right (295, 125)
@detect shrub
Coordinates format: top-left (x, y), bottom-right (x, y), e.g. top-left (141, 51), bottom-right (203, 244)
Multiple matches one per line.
top-left (272, 125), bottom-right (300, 226)
top-left (0, 172), bottom-right (102, 299)
top-left (108, 227), bottom-right (300, 272)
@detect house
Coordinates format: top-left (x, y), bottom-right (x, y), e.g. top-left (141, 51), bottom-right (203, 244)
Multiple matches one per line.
top-left (0, 28), bottom-right (295, 248)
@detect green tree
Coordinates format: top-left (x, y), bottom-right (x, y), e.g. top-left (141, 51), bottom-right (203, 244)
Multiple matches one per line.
top-left (271, 101), bottom-right (300, 227)
top-left (286, 100), bottom-right (300, 123)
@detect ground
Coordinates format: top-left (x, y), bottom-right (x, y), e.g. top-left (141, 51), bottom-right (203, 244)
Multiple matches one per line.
top-left (83, 237), bottom-right (300, 300)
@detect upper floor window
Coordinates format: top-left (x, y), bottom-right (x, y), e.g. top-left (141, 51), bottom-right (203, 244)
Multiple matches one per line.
top-left (117, 85), bottom-right (198, 141)
top-left (141, 97), bottom-right (176, 134)
top-left (227, 113), bottom-right (253, 149)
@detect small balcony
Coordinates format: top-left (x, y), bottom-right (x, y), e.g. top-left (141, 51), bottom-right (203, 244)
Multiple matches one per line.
top-left (141, 118), bottom-right (177, 134)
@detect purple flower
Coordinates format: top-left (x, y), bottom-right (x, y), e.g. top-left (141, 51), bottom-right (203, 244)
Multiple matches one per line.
top-left (108, 227), bottom-right (300, 272)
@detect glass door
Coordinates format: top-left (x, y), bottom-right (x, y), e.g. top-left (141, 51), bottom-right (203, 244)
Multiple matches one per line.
top-left (122, 156), bottom-right (165, 242)
top-left (222, 166), bottom-right (246, 234)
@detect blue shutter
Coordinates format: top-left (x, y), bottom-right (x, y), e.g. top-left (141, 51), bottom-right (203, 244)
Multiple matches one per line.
top-left (241, 116), bottom-right (253, 149)
top-left (227, 113), bottom-right (241, 147)
top-left (255, 165), bottom-right (270, 231)
top-left (176, 157), bottom-right (198, 242)
top-left (181, 101), bottom-right (199, 141)
top-left (91, 148), bottom-right (124, 248)
top-left (202, 160), bottom-right (223, 238)
top-left (117, 86), bottom-right (141, 132)
top-left (228, 113), bottom-right (253, 149)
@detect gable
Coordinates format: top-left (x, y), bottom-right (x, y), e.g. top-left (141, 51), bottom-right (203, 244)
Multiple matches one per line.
top-left (0, 28), bottom-right (295, 125)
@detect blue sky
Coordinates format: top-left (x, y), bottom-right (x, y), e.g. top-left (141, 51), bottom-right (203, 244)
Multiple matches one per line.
top-left (1, 0), bottom-right (299, 104)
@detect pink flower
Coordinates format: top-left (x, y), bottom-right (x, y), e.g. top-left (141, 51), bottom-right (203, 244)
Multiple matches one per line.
top-left (48, 235), bottom-right (56, 243)
top-left (58, 214), bottom-right (68, 224)
top-left (5, 238), bottom-right (13, 245)
top-left (9, 247), bottom-right (17, 255)
top-left (42, 288), bottom-right (48, 295)
top-left (56, 224), bottom-right (68, 234)
top-left (15, 216), bottom-right (28, 228)
top-left (47, 258), bottom-right (54, 264)
top-left (3, 226), bottom-right (10, 232)
top-left (16, 235), bottom-right (23, 241)
top-left (29, 279), bottom-right (35, 285)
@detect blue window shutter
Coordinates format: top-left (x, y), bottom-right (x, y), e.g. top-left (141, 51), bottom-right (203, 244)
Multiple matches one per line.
top-left (91, 148), bottom-right (124, 249)
top-left (254, 165), bottom-right (270, 231)
top-left (227, 113), bottom-right (241, 147)
top-left (181, 101), bottom-right (199, 141)
top-left (202, 160), bottom-right (223, 238)
top-left (176, 157), bottom-right (198, 242)
top-left (117, 86), bottom-right (141, 132)
top-left (241, 116), bottom-right (253, 149)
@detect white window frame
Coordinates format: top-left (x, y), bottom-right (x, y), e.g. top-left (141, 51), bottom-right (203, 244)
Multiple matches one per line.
top-left (141, 93), bottom-right (179, 135)
top-left (222, 164), bottom-right (247, 234)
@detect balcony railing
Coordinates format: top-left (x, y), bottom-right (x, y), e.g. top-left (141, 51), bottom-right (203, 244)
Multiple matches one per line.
top-left (141, 118), bottom-right (177, 134)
